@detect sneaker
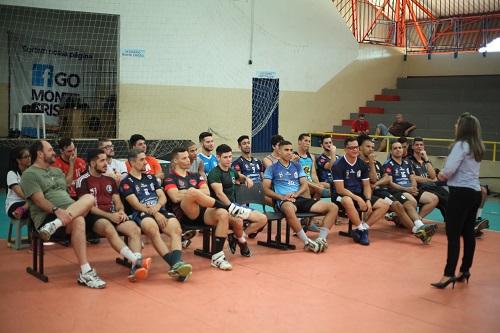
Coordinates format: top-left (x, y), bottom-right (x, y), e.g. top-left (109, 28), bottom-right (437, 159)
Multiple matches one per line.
top-left (385, 212), bottom-right (397, 221)
top-left (239, 242), bottom-right (252, 257)
top-left (474, 218), bottom-right (489, 232)
top-left (304, 239), bottom-right (321, 253)
top-left (351, 229), bottom-right (363, 244)
top-left (248, 226), bottom-right (265, 239)
top-left (211, 251), bottom-right (232, 271)
top-left (77, 268), bottom-right (107, 289)
top-left (475, 230), bottom-right (484, 238)
top-left (228, 203), bottom-right (252, 220)
top-left (128, 265), bottom-right (148, 282)
top-left (359, 229), bottom-right (370, 246)
top-left (315, 237), bottom-right (328, 252)
top-left (38, 222), bottom-right (58, 242)
top-left (137, 257), bottom-right (152, 270)
top-left (182, 239), bottom-right (192, 249)
top-left (413, 224), bottom-right (435, 244)
top-left (182, 229), bottom-right (197, 241)
top-left (168, 261), bottom-right (193, 282)
top-left (227, 233), bottom-right (238, 254)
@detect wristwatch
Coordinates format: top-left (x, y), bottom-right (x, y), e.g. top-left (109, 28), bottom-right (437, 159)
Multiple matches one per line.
top-left (52, 206), bottom-right (59, 213)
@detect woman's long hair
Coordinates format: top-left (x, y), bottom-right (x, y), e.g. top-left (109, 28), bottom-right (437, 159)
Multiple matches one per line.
top-left (8, 146), bottom-right (29, 175)
top-left (455, 112), bottom-right (484, 162)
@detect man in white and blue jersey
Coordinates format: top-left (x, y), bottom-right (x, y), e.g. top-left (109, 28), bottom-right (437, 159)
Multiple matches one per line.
top-left (383, 141), bottom-right (439, 220)
top-left (294, 133), bottom-right (329, 199)
top-left (332, 136), bottom-right (390, 246)
top-left (198, 132), bottom-right (218, 174)
top-left (232, 135), bottom-right (263, 184)
top-left (120, 149), bottom-right (192, 282)
top-left (263, 140), bottom-right (338, 253)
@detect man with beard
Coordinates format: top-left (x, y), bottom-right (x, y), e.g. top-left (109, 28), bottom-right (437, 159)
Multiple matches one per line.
top-left (98, 138), bottom-right (127, 185)
top-left (198, 132), bottom-right (218, 174)
top-left (21, 140), bottom-right (106, 288)
top-left (120, 149), bottom-right (192, 282)
top-left (76, 149), bottom-right (151, 282)
top-left (53, 137), bottom-right (87, 199)
top-left (125, 134), bottom-right (164, 180)
top-left (232, 135), bottom-right (263, 184)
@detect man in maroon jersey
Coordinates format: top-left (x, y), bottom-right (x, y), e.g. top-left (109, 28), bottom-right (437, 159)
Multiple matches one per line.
top-left (75, 149), bottom-right (151, 282)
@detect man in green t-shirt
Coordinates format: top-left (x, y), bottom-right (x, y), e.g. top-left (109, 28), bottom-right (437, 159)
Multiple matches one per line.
top-left (21, 140), bottom-right (106, 289)
top-left (207, 144), bottom-right (267, 257)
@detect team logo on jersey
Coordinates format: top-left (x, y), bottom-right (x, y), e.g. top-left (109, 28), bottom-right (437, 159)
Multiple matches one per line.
top-left (147, 175), bottom-right (153, 180)
top-left (136, 186), bottom-right (141, 192)
top-left (231, 177), bottom-right (236, 184)
top-left (303, 166), bottom-right (310, 175)
top-left (178, 179), bottom-right (185, 187)
top-left (106, 184), bottom-right (113, 193)
top-left (293, 172), bottom-right (298, 178)
top-left (123, 183), bottom-right (130, 190)
top-left (357, 170), bottom-right (361, 177)
top-left (279, 172), bottom-right (283, 178)
top-left (189, 179), bottom-right (197, 186)
top-left (385, 167), bottom-right (392, 174)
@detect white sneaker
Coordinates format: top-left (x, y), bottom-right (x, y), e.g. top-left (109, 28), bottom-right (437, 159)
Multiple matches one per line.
top-left (304, 239), bottom-right (321, 253)
top-left (227, 203), bottom-right (252, 220)
top-left (38, 222), bottom-right (58, 242)
top-left (315, 237), bottom-right (328, 252)
top-left (77, 268), bottom-right (107, 289)
top-left (211, 251), bottom-right (232, 271)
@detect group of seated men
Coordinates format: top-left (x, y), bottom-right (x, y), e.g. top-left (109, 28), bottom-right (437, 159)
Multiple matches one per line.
top-left (17, 129), bottom-right (484, 289)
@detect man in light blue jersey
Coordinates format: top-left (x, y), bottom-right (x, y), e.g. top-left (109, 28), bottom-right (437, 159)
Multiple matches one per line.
top-left (263, 140), bottom-right (338, 253)
top-left (198, 132), bottom-right (218, 174)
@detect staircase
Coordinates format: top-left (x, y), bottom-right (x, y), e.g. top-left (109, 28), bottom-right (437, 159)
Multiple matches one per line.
top-left (332, 75), bottom-right (500, 158)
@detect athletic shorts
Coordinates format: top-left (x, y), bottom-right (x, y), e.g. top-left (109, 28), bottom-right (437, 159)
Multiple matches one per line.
top-left (331, 193), bottom-right (382, 211)
top-left (276, 196), bottom-right (318, 213)
top-left (373, 189), bottom-right (409, 205)
top-left (129, 208), bottom-right (176, 225)
top-left (179, 207), bottom-right (207, 228)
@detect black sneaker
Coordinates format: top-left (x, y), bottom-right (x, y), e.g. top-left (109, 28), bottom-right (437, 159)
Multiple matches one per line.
top-left (227, 233), bottom-right (237, 254)
top-left (239, 242), bottom-right (252, 257)
top-left (475, 230), bottom-right (484, 238)
top-left (474, 218), bottom-right (489, 233)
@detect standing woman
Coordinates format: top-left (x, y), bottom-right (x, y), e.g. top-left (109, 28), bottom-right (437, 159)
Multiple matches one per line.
top-left (432, 113), bottom-right (484, 289)
top-left (5, 146), bottom-right (31, 219)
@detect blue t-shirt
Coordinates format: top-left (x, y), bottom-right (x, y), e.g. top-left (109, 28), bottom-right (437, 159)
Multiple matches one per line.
top-left (263, 161), bottom-right (306, 196)
top-left (231, 156), bottom-right (263, 184)
top-left (382, 158), bottom-right (414, 188)
top-left (332, 156), bottom-right (369, 195)
top-left (119, 173), bottom-right (161, 213)
top-left (198, 153), bottom-right (218, 174)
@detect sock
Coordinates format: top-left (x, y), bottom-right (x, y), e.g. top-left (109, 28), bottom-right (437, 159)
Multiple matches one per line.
top-left (357, 224), bottom-right (366, 231)
top-left (412, 219), bottom-right (424, 233)
top-left (163, 250), bottom-right (182, 267)
top-left (296, 229), bottom-right (309, 244)
top-left (80, 263), bottom-right (91, 274)
top-left (476, 208), bottom-right (482, 219)
top-left (214, 236), bottom-right (226, 253)
top-left (237, 236), bottom-right (246, 243)
top-left (362, 222), bottom-right (369, 230)
top-left (120, 246), bottom-right (137, 265)
top-left (319, 227), bottom-right (329, 239)
top-left (51, 218), bottom-right (63, 229)
top-left (214, 199), bottom-right (230, 210)
top-left (134, 252), bottom-right (142, 260)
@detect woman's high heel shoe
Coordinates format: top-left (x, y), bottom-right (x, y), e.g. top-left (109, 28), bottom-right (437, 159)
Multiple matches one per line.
top-left (456, 271), bottom-right (471, 284)
top-left (431, 276), bottom-right (457, 289)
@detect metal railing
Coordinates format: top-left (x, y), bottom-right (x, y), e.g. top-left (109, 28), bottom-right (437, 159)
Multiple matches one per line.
top-left (309, 132), bottom-right (499, 161)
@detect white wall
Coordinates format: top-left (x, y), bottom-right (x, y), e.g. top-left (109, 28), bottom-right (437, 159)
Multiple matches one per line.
top-left (1, 0), bottom-right (358, 92)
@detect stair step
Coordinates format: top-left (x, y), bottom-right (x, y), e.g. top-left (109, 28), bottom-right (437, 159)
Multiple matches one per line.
top-left (342, 119), bottom-right (355, 126)
top-left (359, 106), bottom-right (384, 114)
top-left (375, 94), bottom-right (400, 101)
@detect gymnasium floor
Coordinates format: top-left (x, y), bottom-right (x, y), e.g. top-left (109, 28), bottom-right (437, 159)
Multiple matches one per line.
top-left (0, 194), bottom-right (499, 332)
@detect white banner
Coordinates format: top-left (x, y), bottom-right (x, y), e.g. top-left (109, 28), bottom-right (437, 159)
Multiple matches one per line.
top-left (8, 34), bottom-right (95, 134)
